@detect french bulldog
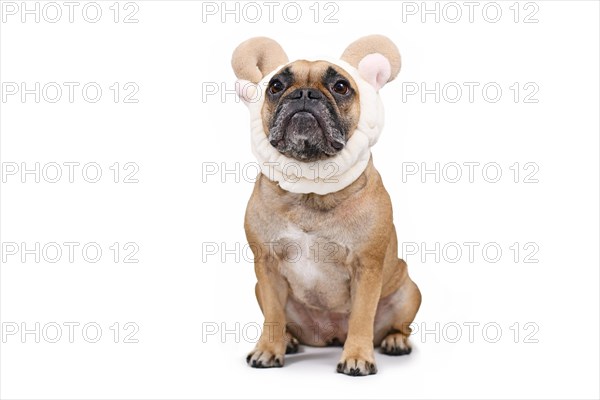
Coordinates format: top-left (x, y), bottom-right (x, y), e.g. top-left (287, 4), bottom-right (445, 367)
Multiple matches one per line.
top-left (231, 35), bottom-right (421, 376)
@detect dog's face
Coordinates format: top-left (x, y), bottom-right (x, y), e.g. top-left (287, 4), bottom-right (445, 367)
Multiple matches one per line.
top-left (261, 61), bottom-right (360, 162)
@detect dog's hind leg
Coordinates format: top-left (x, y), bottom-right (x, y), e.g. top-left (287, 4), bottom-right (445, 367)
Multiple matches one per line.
top-left (378, 259), bottom-right (422, 356)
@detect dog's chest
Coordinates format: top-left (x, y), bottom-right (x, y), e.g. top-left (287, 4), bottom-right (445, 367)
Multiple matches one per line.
top-left (277, 225), bottom-right (352, 313)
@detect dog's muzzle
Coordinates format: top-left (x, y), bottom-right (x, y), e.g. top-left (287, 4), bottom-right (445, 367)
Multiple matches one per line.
top-left (268, 88), bottom-right (346, 162)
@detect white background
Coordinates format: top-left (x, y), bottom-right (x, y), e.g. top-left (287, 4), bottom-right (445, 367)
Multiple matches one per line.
top-left (1, 1), bottom-right (599, 399)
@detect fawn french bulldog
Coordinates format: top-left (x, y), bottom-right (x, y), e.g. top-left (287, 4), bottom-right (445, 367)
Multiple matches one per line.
top-left (232, 35), bottom-right (421, 376)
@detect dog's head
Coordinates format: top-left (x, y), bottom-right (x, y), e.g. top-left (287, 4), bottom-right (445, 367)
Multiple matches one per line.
top-left (232, 35), bottom-right (401, 163)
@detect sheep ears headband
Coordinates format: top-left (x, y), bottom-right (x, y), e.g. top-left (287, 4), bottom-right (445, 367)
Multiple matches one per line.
top-left (231, 34), bottom-right (401, 99)
top-left (230, 35), bottom-right (401, 194)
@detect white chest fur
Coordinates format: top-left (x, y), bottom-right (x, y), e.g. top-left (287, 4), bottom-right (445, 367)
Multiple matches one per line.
top-left (277, 225), bottom-right (352, 313)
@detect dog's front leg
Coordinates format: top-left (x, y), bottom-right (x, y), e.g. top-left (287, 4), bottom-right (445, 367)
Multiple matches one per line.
top-left (246, 252), bottom-right (289, 368)
top-left (337, 258), bottom-right (383, 376)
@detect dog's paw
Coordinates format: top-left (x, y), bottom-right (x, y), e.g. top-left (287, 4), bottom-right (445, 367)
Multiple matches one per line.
top-left (380, 332), bottom-right (412, 356)
top-left (246, 345), bottom-right (285, 368)
top-left (336, 350), bottom-right (377, 376)
top-left (285, 335), bottom-right (299, 354)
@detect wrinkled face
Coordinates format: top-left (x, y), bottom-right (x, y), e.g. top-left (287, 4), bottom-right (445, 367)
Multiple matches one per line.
top-left (261, 60), bottom-right (361, 162)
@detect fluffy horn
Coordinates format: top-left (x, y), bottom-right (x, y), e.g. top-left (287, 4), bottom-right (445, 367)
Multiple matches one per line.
top-left (341, 35), bottom-right (401, 82)
top-left (231, 37), bottom-right (289, 83)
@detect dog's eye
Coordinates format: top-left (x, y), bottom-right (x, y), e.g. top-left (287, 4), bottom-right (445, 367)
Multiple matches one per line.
top-left (269, 80), bottom-right (285, 94)
top-left (332, 80), bottom-right (350, 95)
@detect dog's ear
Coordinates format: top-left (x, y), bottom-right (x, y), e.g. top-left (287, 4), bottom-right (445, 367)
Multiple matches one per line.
top-left (232, 37), bottom-right (288, 103)
top-left (341, 35), bottom-right (401, 91)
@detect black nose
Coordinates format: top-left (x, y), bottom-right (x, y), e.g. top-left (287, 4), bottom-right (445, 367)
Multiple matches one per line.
top-left (288, 88), bottom-right (323, 100)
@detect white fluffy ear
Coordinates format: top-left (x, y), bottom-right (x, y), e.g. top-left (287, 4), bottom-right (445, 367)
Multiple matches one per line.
top-left (357, 53), bottom-right (392, 91)
top-left (235, 79), bottom-right (259, 105)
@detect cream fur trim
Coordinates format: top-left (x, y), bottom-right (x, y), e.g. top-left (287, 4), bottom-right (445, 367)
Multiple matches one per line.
top-left (243, 59), bottom-right (385, 195)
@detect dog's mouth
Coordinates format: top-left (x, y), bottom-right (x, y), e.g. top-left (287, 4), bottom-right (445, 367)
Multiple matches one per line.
top-left (269, 109), bottom-right (346, 162)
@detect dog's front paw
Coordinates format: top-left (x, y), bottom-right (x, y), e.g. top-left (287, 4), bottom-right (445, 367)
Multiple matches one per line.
top-left (380, 332), bottom-right (412, 356)
top-left (336, 349), bottom-right (377, 376)
top-left (246, 342), bottom-right (285, 368)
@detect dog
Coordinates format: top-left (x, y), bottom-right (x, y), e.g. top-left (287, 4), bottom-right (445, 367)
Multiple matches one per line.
top-left (231, 35), bottom-right (421, 376)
